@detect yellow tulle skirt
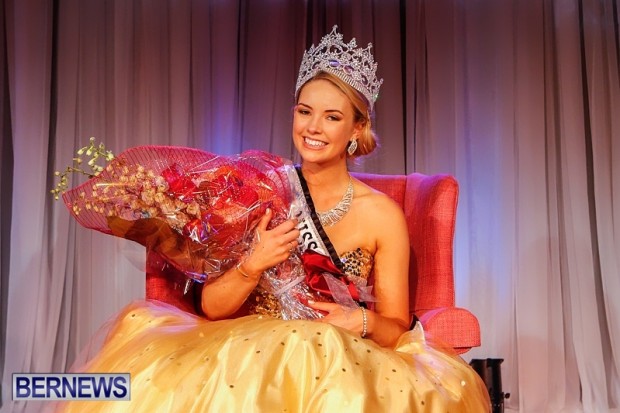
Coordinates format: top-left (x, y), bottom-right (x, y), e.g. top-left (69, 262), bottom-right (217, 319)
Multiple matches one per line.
top-left (52, 300), bottom-right (490, 412)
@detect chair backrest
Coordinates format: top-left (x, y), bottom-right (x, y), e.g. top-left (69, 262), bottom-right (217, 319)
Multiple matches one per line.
top-left (351, 172), bottom-right (458, 316)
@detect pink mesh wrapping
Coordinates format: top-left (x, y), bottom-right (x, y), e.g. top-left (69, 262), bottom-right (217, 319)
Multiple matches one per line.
top-left (63, 146), bottom-right (292, 281)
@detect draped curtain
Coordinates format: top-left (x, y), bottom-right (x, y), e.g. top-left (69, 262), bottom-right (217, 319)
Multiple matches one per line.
top-left (1, 1), bottom-right (618, 412)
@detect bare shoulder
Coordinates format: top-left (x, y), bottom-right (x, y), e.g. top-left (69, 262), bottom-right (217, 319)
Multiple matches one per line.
top-left (351, 179), bottom-right (407, 229)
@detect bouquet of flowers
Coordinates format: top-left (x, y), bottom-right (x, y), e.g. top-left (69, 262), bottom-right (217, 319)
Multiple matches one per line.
top-left (62, 145), bottom-right (295, 280)
top-left (59, 144), bottom-right (331, 319)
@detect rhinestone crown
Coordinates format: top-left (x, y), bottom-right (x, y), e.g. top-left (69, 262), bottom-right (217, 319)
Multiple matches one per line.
top-left (295, 26), bottom-right (383, 111)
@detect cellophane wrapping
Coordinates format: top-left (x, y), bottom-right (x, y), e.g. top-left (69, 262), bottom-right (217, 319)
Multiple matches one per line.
top-left (62, 146), bottom-right (322, 319)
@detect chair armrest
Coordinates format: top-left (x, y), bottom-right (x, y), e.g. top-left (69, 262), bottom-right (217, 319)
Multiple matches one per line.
top-left (415, 307), bottom-right (481, 354)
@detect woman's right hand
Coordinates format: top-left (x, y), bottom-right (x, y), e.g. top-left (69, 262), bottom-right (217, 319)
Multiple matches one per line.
top-left (240, 208), bottom-right (300, 278)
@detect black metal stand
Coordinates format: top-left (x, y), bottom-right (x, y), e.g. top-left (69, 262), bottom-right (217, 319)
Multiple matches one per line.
top-left (470, 358), bottom-right (510, 413)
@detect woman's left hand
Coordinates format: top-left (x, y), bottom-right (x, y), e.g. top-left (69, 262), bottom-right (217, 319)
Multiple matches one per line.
top-left (307, 301), bottom-right (365, 336)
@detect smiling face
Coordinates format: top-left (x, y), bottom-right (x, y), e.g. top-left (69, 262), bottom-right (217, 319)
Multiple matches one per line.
top-left (293, 79), bottom-right (363, 167)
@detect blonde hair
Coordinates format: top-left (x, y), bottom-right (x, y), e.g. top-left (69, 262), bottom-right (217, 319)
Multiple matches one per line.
top-left (296, 71), bottom-right (379, 158)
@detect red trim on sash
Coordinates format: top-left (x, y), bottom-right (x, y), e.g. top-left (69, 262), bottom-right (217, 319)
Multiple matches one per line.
top-left (301, 250), bottom-right (360, 301)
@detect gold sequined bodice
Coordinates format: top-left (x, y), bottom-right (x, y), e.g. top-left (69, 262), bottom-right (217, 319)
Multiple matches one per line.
top-left (340, 247), bottom-right (374, 281)
top-left (248, 248), bottom-right (374, 318)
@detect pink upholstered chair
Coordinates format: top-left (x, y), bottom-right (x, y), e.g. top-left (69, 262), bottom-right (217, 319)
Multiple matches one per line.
top-left (145, 172), bottom-right (481, 354)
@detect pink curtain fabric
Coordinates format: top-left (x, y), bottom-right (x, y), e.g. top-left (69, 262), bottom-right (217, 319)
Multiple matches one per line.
top-left (1, 1), bottom-right (619, 412)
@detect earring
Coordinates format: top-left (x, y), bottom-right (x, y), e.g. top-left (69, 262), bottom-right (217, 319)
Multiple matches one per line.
top-left (347, 139), bottom-right (358, 156)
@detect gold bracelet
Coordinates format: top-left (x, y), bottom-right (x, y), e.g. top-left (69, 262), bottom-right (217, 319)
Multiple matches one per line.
top-left (236, 262), bottom-right (252, 278)
top-left (360, 307), bottom-right (368, 338)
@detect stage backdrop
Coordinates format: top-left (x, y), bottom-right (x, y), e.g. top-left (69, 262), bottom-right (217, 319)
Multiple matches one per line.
top-left (1, 1), bottom-right (619, 412)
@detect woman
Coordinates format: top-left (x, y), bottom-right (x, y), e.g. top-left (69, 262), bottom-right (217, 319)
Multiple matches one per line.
top-left (55, 27), bottom-right (490, 412)
top-left (201, 71), bottom-right (410, 348)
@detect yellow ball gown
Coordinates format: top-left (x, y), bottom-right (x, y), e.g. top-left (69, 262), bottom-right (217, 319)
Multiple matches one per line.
top-left (52, 301), bottom-right (490, 412)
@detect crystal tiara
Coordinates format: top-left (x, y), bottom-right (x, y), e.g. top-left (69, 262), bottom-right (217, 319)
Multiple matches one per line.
top-left (295, 26), bottom-right (383, 112)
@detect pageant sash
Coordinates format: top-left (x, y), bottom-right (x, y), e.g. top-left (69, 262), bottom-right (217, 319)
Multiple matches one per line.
top-left (287, 165), bottom-right (344, 271)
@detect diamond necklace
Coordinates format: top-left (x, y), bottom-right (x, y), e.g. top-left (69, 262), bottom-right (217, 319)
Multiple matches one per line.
top-left (316, 177), bottom-right (354, 227)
